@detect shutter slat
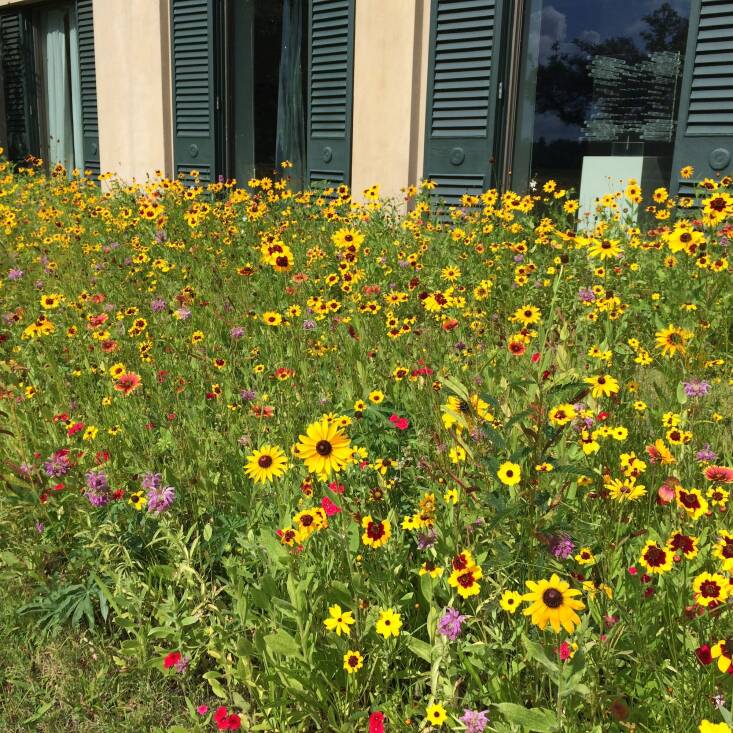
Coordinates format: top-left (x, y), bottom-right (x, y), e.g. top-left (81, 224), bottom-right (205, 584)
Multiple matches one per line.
top-left (171, 0), bottom-right (215, 183)
top-left (306, 0), bottom-right (355, 186)
top-left (76, 0), bottom-right (100, 176)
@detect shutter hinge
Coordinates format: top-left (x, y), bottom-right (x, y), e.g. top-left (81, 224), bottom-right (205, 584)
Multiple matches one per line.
top-left (216, 96), bottom-right (221, 111)
top-left (498, 82), bottom-right (503, 101)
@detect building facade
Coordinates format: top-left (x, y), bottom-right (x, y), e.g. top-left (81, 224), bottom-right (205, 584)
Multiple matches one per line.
top-left (0, 0), bottom-right (730, 205)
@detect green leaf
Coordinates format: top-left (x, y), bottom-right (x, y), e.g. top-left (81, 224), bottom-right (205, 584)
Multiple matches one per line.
top-left (21, 701), bottom-right (54, 725)
top-left (406, 635), bottom-right (432, 664)
top-left (522, 635), bottom-right (559, 675)
top-left (264, 630), bottom-right (301, 658)
top-left (676, 382), bottom-right (688, 405)
top-left (496, 703), bottom-right (559, 732)
top-left (203, 523), bottom-right (213, 542)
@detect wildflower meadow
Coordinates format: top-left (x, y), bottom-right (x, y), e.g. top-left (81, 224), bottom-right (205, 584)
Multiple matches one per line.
top-left (1, 156), bottom-right (732, 733)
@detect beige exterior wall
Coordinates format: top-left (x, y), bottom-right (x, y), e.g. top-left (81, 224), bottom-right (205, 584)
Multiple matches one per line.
top-left (351, 0), bottom-right (430, 203)
top-left (92, 0), bottom-right (171, 181)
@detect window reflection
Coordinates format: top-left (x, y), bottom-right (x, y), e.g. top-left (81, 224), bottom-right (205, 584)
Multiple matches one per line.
top-left (514, 0), bottom-right (691, 193)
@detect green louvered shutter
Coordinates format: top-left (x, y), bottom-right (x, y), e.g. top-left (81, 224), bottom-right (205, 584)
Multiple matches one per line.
top-left (306, 0), bottom-right (355, 187)
top-left (76, 0), bottom-right (100, 176)
top-left (171, 0), bottom-right (215, 183)
top-left (671, 0), bottom-right (733, 195)
top-left (0, 10), bottom-right (38, 163)
top-left (424, 0), bottom-right (504, 205)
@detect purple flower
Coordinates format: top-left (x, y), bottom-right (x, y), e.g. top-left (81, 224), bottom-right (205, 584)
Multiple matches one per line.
top-left (86, 470), bottom-right (108, 491)
top-left (140, 472), bottom-right (162, 491)
top-left (696, 444), bottom-right (718, 463)
top-left (230, 326), bottom-right (245, 339)
top-left (43, 450), bottom-right (71, 477)
top-left (155, 229), bottom-right (167, 243)
top-left (548, 533), bottom-right (574, 559)
top-left (416, 528), bottom-right (437, 550)
top-left (35, 522), bottom-right (45, 533)
top-left (302, 319), bottom-right (317, 331)
top-left (578, 287), bottom-right (595, 303)
top-left (459, 709), bottom-right (490, 733)
top-left (682, 379), bottom-right (710, 398)
top-left (175, 307), bottom-right (191, 320)
top-left (19, 462), bottom-right (33, 477)
top-left (174, 654), bottom-right (190, 673)
top-left (147, 484), bottom-right (176, 513)
top-left (151, 298), bottom-right (167, 313)
top-left (240, 389), bottom-right (257, 402)
top-left (437, 607), bottom-right (467, 641)
top-left (7, 268), bottom-right (23, 281)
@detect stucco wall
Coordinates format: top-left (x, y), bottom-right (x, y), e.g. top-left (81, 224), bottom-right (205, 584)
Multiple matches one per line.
top-left (92, 0), bottom-right (171, 181)
top-left (351, 0), bottom-right (430, 203)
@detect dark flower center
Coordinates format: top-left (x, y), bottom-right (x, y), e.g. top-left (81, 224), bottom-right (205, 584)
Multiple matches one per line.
top-left (542, 588), bottom-right (563, 608)
top-left (258, 454), bottom-right (273, 468)
top-left (316, 440), bottom-right (333, 456)
top-left (458, 571), bottom-right (476, 588)
top-left (700, 580), bottom-right (721, 598)
top-left (367, 521), bottom-right (385, 540)
top-left (644, 545), bottom-right (667, 566)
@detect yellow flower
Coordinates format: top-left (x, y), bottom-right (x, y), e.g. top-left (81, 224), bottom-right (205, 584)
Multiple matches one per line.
top-left (583, 374), bottom-right (619, 398)
top-left (574, 547), bottom-right (595, 565)
top-left (699, 721), bottom-right (731, 733)
top-left (655, 324), bottom-right (692, 357)
top-left (548, 403), bottom-right (576, 426)
top-left (443, 487), bottom-right (459, 504)
top-left (425, 703), bottom-right (448, 727)
top-left (343, 650), bottom-right (363, 674)
top-left (692, 572), bottom-right (729, 607)
top-left (128, 491), bottom-right (147, 511)
top-left (262, 311), bottom-right (282, 326)
top-left (588, 238), bottom-right (622, 259)
top-left (499, 589), bottom-right (522, 613)
top-left (522, 574), bottom-right (585, 633)
top-left (244, 444), bottom-right (288, 483)
top-left (294, 418), bottom-right (352, 479)
top-left (323, 604), bottom-right (355, 636)
top-left (497, 461), bottom-right (521, 486)
top-left (449, 446), bottom-right (466, 463)
top-left (375, 608), bottom-right (402, 638)
top-left (361, 515), bottom-right (391, 549)
top-left (40, 293), bottom-right (63, 309)
top-left (368, 389), bottom-right (385, 404)
top-left (419, 561), bottom-right (444, 578)
top-left (638, 540), bottom-right (673, 574)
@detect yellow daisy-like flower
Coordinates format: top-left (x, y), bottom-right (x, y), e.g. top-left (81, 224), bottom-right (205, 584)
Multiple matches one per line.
top-left (548, 403), bottom-right (576, 426)
top-left (244, 444), bottom-right (288, 483)
top-left (512, 304), bottom-right (541, 326)
top-left (583, 374), bottom-right (619, 398)
top-left (343, 650), bottom-right (363, 674)
top-left (499, 589), bottom-right (522, 613)
top-left (40, 293), bottom-right (63, 309)
top-left (262, 311), bottom-right (283, 326)
top-left (361, 515), bottom-right (391, 549)
top-left (699, 721), bottom-right (731, 733)
top-left (419, 560), bottom-right (444, 578)
top-left (574, 547), bottom-right (595, 565)
top-left (638, 540), bottom-right (673, 574)
top-left (588, 238), bottom-right (622, 259)
top-left (522, 574), bottom-right (585, 633)
top-left (128, 491), bottom-right (147, 511)
top-left (323, 604), bottom-right (355, 636)
top-left (497, 461), bottom-right (521, 486)
top-left (425, 703), bottom-right (448, 727)
top-left (711, 640), bottom-right (733, 673)
top-left (294, 418), bottom-right (352, 479)
top-left (375, 608), bottom-right (402, 638)
top-left (655, 324), bottom-right (692, 357)
top-left (692, 572), bottom-right (729, 607)
top-left (332, 227), bottom-right (364, 250)
top-left (368, 389), bottom-right (385, 404)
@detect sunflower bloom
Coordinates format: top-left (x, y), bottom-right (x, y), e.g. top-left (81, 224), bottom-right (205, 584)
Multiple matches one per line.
top-left (244, 444), bottom-right (288, 483)
top-left (522, 574), bottom-right (585, 633)
top-left (294, 418), bottom-right (352, 479)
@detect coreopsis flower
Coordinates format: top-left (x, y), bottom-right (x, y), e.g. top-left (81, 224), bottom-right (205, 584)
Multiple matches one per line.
top-left (711, 640), bottom-right (733, 674)
top-left (548, 403), bottom-right (576, 426)
top-left (323, 604), bottom-right (355, 636)
top-left (692, 572), bottom-right (729, 607)
top-left (499, 590), bottom-right (522, 613)
top-left (375, 608), bottom-right (402, 638)
top-left (638, 540), bottom-right (673, 574)
top-left (448, 551), bottom-right (483, 599)
top-left (522, 574), bottom-right (585, 633)
top-left (675, 486), bottom-right (709, 520)
top-left (361, 516), bottom-right (391, 549)
top-left (343, 650), bottom-right (363, 674)
top-left (712, 531), bottom-right (733, 571)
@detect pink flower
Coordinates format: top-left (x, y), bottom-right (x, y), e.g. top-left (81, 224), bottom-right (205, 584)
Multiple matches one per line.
top-left (328, 481), bottom-right (345, 494)
top-left (628, 566), bottom-right (638, 576)
top-left (369, 711), bottom-right (385, 733)
top-left (321, 496), bottom-right (341, 516)
top-left (389, 414), bottom-right (409, 430)
top-left (704, 465), bottom-right (733, 484)
top-left (197, 705), bottom-right (209, 715)
top-left (557, 641), bottom-right (573, 661)
top-left (163, 651), bottom-right (181, 669)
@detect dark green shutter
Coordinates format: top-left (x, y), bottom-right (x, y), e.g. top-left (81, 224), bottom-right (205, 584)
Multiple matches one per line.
top-left (424, 0), bottom-right (504, 205)
top-left (306, 0), bottom-right (355, 187)
top-left (0, 10), bottom-right (38, 163)
top-left (171, 0), bottom-right (215, 183)
top-left (671, 0), bottom-right (733, 195)
top-left (76, 0), bottom-right (100, 176)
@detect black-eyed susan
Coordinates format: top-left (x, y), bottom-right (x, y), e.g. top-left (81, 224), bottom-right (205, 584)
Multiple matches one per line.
top-left (584, 374), bottom-right (619, 398)
top-left (128, 491), bottom-right (147, 511)
top-left (294, 418), bottom-right (352, 479)
top-left (499, 589), bottom-right (522, 613)
top-left (655, 324), bottom-right (692, 357)
top-left (522, 574), bottom-right (585, 633)
top-left (425, 703), bottom-right (447, 727)
top-left (548, 403), bottom-right (576, 426)
top-left (244, 444), bottom-right (288, 483)
top-left (497, 461), bottom-right (521, 487)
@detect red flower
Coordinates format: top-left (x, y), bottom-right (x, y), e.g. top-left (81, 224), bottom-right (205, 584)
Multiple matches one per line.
top-left (95, 450), bottom-right (109, 464)
top-left (328, 481), bottom-right (345, 494)
top-left (695, 644), bottom-right (713, 665)
top-left (67, 422), bottom-right (85, 437)
top-left (163, 651), bottom-right (181, 669)
top-left (389, 414), bottom-right (409, 430)
top-left (704, 466), bottom-right (733, 484)
top-left (531, 352), bottom-right (541, 363)
top-left (369, 711), bottom-right (385, 733)
top-left (321, 496), bottom-right (341, 516)
top-left (213, 707), bottom-right (241, 730)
